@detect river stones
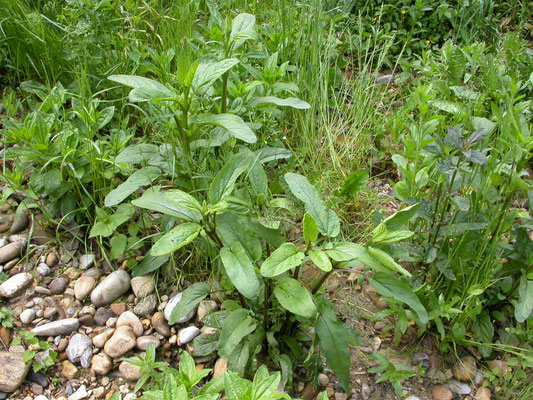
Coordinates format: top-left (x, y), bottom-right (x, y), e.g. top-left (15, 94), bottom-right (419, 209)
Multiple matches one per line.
top-left (0, 241), bottom-right (24, 264)
top-left (0, 273), bottom-right (33, 298)
top-left (0, 345), bottom-right (31, 392)
top-left (90, 270), bottom-right (131, 307)
top-left (31, 318), bottom-right (79, 336)
top-left (104, 326), bottom-right (136, 358)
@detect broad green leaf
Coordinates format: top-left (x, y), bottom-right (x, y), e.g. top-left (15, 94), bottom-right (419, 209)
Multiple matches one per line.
top-left (191, 332), bottom-right (220, 357)
top-left (284, 173), bottom-right (340, 238)
top-left (208, 153), bottom-right (249, 204)
top-left (169, 282), bottom-right (211, 324)
top-left (132, 190), bottom-right (202, 222)
top-left (220, 243), bottom-right (260, 300)
top-left (132, 253), bottom-right (169, 277)
top-left (367, 247), bottom-right (411, 277)
top-left (383, 203), bottom-right (420, 230)
top-left (164, 189), bottom-right (203, 214)
top-left (515, 277), bottom-right (533, 323)
top-left (327, 242), bottom-right (369, 263)
top-left (369, 272), bottom-right (428, 324)
top-left (252, 369), bottom-right (281, 400)
top-left (110, 234), bottom-right (127, 259)
top-left (224, 371), bottom-right (251, 399)
top-left (309, 249), bottom-right (332, 272)
top-left (105, 166), bottom-right (161, 207)
top-left (216, 212), bottom-right (263, 261)
top-left (192, 59), bottom-right (239, 91)
top-left (257, 147), bottom-right (292, 163)
top-left (230, 13), bottom-right (257, 42)
top-left (197, 113), bottom-right (257, 144)
top-left (218, 309), bottom-right (256, 359)
top-left (151, 222), bottom-right (202, 256)
top-left (196, 375), bottom-right (225, 396)
top-left (227, 341), bottom-right (250, 377)
top-left (260, 243), bottom-right (305, 278)
top-left (316, 295), bottom-right (351, 392)
top-left (115, 144), bottom-right (159, 164)
top-left (96, 106), bottom-right (115, 130)
top-left (109, 75), bottom-right (176, 102)
top-left (90, 203), bottom-right (135, 238)
top-left (303, 214), bottom-right (319, 244)
top-left (248, 96), bottom-right (310, 110)
top-left (472, 311), bottom-right (494, 358)
top-left (274, 278), bottom-right (317, 318)
top-left (371, 225), bottom-right (414, 244)
top-left (339, 169), bottom-right (369, 198)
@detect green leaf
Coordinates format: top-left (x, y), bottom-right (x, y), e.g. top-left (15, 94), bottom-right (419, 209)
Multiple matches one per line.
top-left (110, 234), bottom-right (127, 259)
top-left (316, 295), bottom-right (351, 392)
top-left (284, 173), bottom-right (340, 238)
top-left (248, 96), bottom-right (310, 110)
top-left (260, 243), bottom-right (305, 278)
top-left (303, 214), bottom-right (319, 244)
top-left (224, 371), bottom-right (251, 399)
top-left (252, 369), bottom-right (281, 400)
top-left (227, 341), bottom-right (250, 377)
top-left (369, 272), bottom-right (428, 324)
top-left (90, 203), bottom-right (135, 238)
top-left (515, 277), bottom-right (533, 323)
top-left (371, 226), bottom-right (414, 244)
top-left (132, 190), bottom-right (202, 222)
top-left (208, 153), bottom-right (249, 204)
top-left (169, 282), bottom-right (211, 325)
top-left (151, 222), bottom-right (202, 256)
top-left (115, 144), bottom-right (159, 164)
top-left (230, 13), bottom-right (257, 42)
top-left (383, 203), bottom-right (419, 230)
top-left (220, 243), bottom-right (260, 300)
top-left (339, 169), bottom-right (369, 198)
top-left (197, 113), bottom-right (257, 144)
top-left (218, 309), bottom-right (256, 359)
top-left (164, 189), bottom-right (203, 214)
top-left (274, 278), bottom-right (317, 318)
top-left (367, 247), bottom-right (412, 277)
top-left (216, 212), bottom-right (262, 261)
top-left (192, 59), bottom-right (239, 91)
top-left (308, 249), bottom-right (332, 272)
top-left (109, 75), bottom-right (176, 102)
top-left (96, 106), bottom-right (115, 130)
top-left (105, 166), bottom-right (161, 207)
top-left (192, 332), bottom-right (220, 357)
top-left (257, 147), bottom-right (292, 163)
top-left (132, 253), bottom-right (169, 277)
top-left (472, 311), bottom-right (494, 358)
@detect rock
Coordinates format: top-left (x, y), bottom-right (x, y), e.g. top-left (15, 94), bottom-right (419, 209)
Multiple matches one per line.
top-left (0, 272), bottom-right (32, 298)
top-left (318, 373), bottom-right (329, 386)
top-left (26, 370), bottom-right (48, 388)
top-left (68, 384), bottom-right (88, 400)
top-left (78, 314), bottom-right (94, 327)
top-left (475, 387), bottom-right (491, 400)
top-left (45, 252), bottom-right (58, 267)
top-left (91, 353), bottom-right (113, 375)
top-left (74, 277), bottom-right (96, 300)
top-left (110, 302), bottom-right (127, 316)
top-left (9, 213), bottom-right (29, 234)
top-left (411, 352), bottom-right (430, 366)
top-left (452, 356), bottom-right (477, 381)
top-left (431, 385), bottom-right (452, 400)
top-left (0, 345), bottom-right (31, 392)
top-left (0, 327), bottom-right (11, 345)
top-left (334, 394), bottom-right (347, 400)
top-left (93, 387), bottom-right (105, 398)
top-left (130, 276), bottom-right (155, 298)
top-left (30, 382), bottom-right (43, 395)
top-left (151, 312), bottom-right (170, 337)
top-left (405, 397), bottom-right (420, 400)
top-left (20, 309), bottom-right (36, 324)
top-left (104, 326), bottom-right (136, 358)
top-left (0, 241), bottom-right (24, 265)
top-left (487, 360), bottom-right (507, 375)
top-left (474, 371), bottom-right (484, 386)
top-left (301, 383), bottom-right (318, 400)
top-left (119, 361), bottom-right (141, 380)
top-left (79, 254), bottom-right (95, 270)
top-left (376, 74), bottom-right (394, 85)
top-left (361, 382), bottom-right (371, 400)
top-left (92, 329), bottom-right (114, 348)
top-left (31, 318), bottom-right (79, 336)
top-left (134, 294), bottom-right (157, 317)
top-left (36, 263), bottom-right (51, 277)
top-left (374, 321), bottom-right (387, 331)
top-left (49, 277), bottom-right (68, 295)
top-left (65, 334), bottom-right (93, 369)
top-left (90, 270), bottom-right (131, 307)
top-left (136, 335), bottom-right (160, 351)
top-left (57, 338), bottom-right (68, 352)
top-left (94, 307), bottom-right (115, 326)
top-left (35, 396), bottom-right (48, 400)
top-left (164, 292), bottom-right (196, 324)
top-left (178, 326), bottom-right (200, 345)
top-left (212, 358), bottom-right (227, 379)
top-left (197, 300), bottom-right (218, 323)
top-left (35, 286), bottom-right (51, 295)
top-left (116, 311), bottom-right (143, 337)
top-left (61, 360), bottom-right (79, 379)
top-left (445, 379), bottom-right (471, 395)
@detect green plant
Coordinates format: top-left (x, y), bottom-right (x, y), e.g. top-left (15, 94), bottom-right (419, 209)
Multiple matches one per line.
top-left (0, 306), bottom-right (14, 328)
top-left (367, 352), bottom-right (416, 396)
top-left (11, 330), bottom-right (58, 372)
top-left (124, 344), bottom-right (169, 392)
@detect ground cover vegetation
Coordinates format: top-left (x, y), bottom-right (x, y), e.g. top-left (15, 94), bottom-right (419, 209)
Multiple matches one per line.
top-left (0, 0), bottom-right (532, 399)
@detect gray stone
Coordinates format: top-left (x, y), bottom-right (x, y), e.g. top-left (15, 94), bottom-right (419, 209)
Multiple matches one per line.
top-left (178, 326), bottom-right (200, 345)
top-left (0, 241), bottom-right (24, 264)
top-left (31, 318), bottom-right (79, 336)
top-left (66, 334), bottom-right (93, 369)
top-left (0, 345), bottom-right (31, 392)
top-left (445, 379), bottom-right (472, 395)
top-left (0, 272), bottom-right (33, 298)
top-left (119, 360), bottom-right (142, 380)
top-left (68, 384), bottom-right (88, 400)
top-left (49, 277), bottom-right (68, 295)
top-left (9, 213), bottom-right (29, 234)
top-left (79, 254), bottom-right (95, 270)
top-left (376, 74), bottom-right (394, 85)
top-left (20, 309), bottom-right (36, 324)
top-left (90, 270), bottom-right (131, 307)
top-left (74, 276), bottom-right (96, 300)
top-left (133, 293), bottom-right (157, 317)
top-left (136, 335), bottom-right (160, 351)
top-left (130, 275), bottom-right (155, 298)
top-left (36, 263), bottom-right (51, 277)
top-left (164, 292), bottom-right (196, 324)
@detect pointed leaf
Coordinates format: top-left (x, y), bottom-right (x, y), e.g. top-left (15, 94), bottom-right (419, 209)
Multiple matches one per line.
top-left (248, 96), bottom-right (310, 110)
top-left (220, 243), bottom-right (260, 300)
top-left (303, 214), bottom-right (319, 244)
top-left (109, 75), bottom-right (176, 101)
top-left (274, 278), bottom-right (317, 318)
top-left (309, 249), bottom-right (332, 272)
top-left (260, 243), bottom-right (305, 278)
top-left (169, 282), bottom-right (211, 324)
top-left (105, 166), bottom-right (161, 207)
top-left (515, 277), bottom-right (533, 323)
top-left (192, 59), bottom-right (239, 91)
top-left (198, 113), bottom-right (256, 144)
top-left (151, 222), bottom-right (202, 256)
top-left (132, 190), bottom-right (202, 222)
top-left (208, 153), bottom-right (249, 204)
top-left (218, 309), bottom-right (256, 359)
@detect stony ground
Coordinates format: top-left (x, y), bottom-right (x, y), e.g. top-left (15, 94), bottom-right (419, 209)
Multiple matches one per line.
top-left (0, 198), bottom-right (501, 400)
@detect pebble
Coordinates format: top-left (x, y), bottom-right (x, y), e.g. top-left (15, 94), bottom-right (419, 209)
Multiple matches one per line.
top-left (74, 276), bottom-right (96, 300)
top-left (445, 379), bottom-right (471, 395)
top-left (79, 254), bottom-right (95, 270)
top-left (68, 384), bottom-right (88, 400)
top-left (65, 334), bottom-right (93, 369)
top-left (361, 382), bottom-right (371, 400)
top-left (61, 360), bottom-right (79, 379)
top-left (26, 370), bottom-right (48, 388)
top-left (119, 361), bottom-right (142, 380)
top-left (452, 356), bottom-right (476, 381)
top-left (43, 308), bottom-right (58, 320)
top-left (92, 329), bottom-right (115, 348)
top-left (91, 353), bottom-right (113, 375)
top-left (164, 292), bottom-right (196, 324)
top-left (318, 373), bottom-right (329, 386)
top-left (57, 338), bottom-right (68, 352)
top-left (151, 312), bottom-right (170, 337)
top-left (49, 277), bottom-right (68, 295)
top-left (136, 335), bottom-right (160, 350)
top-left (431, 385), bottom-right (453, 400)
top-left (9, 213), bottom-right (29, 234)
top-left (36, 263), bottom-right (51, 277)
top-left (104, 326), bottom-right (136, 358)
top-left (45, 252), bottom-right (59, 267)
top-left (0, 345), bottom-right (31, 392)
top-left (35, 396), bottom-right (48, 400)
top-left (31, 318), bottom-right (79, 336)
top-left (20, 309), bottom-right (36, 324)
top-left (35, 286), bottom-right (52, 295)
top-left (110, 303), bottom-right (127, 316)
top-left (116, 311), bottom-right (144, 337)
top-left (0, 272), bottom-right (33, 298)
top-left (130, 275), bottom-right (155, 298)
top-left (30, 383), bottom-right (43, 395)
top-left (133, 293), bottom-right (157, 317)
top-left (0, 241), bottom-right (24, 265)
top-left (90, 270), bottom-right (131, 307)
top-left (487, 359), bottom-right (506, 375)
top-left (405, 397), bottom-right (420, 400)
top-left (475, 387), bottom-right (491, 400)
top-left (197, 300), bottom-right (218, 323)
top-left (94, 307), bottom-right (115, 326)
top-left (178, 326), bottom-right (200, 345)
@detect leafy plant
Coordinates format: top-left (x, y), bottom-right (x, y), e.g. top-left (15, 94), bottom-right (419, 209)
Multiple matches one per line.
top-left (124, 344), bottom-right (169, 393)
top-left (367, 352), bottom-right (416, 396)
top-left (11, 330), bottom-right (58, 372)
top-left (0, 306), bottom-right (15, 328)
